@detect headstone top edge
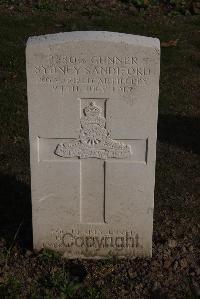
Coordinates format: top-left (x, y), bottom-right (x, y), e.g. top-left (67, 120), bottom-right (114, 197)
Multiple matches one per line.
top-left (26, 31), bottom-right (160, 49)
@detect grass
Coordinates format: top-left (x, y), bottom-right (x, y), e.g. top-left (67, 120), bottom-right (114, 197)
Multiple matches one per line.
top-left (0, 277), bottom-right (21, 299)
top-left (39, 268), bottom-right (81, 298)
top-left (0, 5), bottom-right (199, 299)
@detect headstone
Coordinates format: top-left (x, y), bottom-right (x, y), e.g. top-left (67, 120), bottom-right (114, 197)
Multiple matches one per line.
top-left (26, 31), bottom-right (160, 258)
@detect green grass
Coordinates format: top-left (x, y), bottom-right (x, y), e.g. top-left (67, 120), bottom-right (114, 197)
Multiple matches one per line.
top-left (38, 248), bottom-right (62, 262)
top-left (0, 277), bottom-right (21, 299)
top-left (39, 269), bottom-right (81, 298)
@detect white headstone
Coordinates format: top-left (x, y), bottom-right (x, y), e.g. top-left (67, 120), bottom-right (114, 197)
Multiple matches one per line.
top-left (26, 31), bottom-right (160, 258)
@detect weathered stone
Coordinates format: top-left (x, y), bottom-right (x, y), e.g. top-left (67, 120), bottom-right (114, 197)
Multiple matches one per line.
top-left (173, 260), bottom-right (179, 271)
top-left (180, 258), bottom-right (188, 269)
top-left (164, 259), bottom-right (171, 269)
top-left (26, 31), bottom-right (160, 258)
top-left (168, 239), bottom-right (177, 249)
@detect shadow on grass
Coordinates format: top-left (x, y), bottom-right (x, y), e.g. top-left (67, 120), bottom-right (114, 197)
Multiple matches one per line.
top-left (158, 114), bottom-right (200, 155)
top-left (0, 174), bottom-right (32, 249)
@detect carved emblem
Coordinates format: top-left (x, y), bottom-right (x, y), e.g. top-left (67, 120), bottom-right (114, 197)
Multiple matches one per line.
top-left (55, 101), bottom-right (132, 159)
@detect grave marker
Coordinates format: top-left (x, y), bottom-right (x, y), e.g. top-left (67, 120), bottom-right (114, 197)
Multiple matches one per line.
top-left (26, 31), bottom-right (160, 258)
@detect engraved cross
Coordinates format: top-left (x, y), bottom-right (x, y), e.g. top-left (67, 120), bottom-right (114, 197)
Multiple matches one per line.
top-left (54, 98), bottom-right (134, 224)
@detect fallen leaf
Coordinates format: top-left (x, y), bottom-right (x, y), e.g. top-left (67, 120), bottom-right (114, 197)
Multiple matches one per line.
top-left (161, 39), bottom-right (179, 47)
top-left (192, 1), bottom-right (200, 14)
top-left (55, 24), bottom-right (64, 28)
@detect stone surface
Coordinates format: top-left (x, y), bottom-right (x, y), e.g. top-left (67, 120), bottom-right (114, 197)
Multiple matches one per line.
top-left (26, 31), bottom-right (160, 258)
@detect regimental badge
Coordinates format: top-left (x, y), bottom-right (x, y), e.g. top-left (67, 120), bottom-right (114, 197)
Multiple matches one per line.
top-left (55, 101), bottom-right (132, 159)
